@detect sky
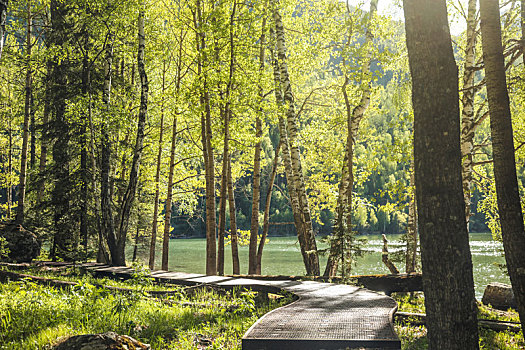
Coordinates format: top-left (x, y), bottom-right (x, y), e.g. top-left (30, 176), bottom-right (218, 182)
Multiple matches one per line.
top-left (352, 0), bottom-right (468, 36)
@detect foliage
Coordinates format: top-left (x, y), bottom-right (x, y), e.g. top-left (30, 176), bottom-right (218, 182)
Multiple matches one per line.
top-left (0, 276), bottom-right (289, 349)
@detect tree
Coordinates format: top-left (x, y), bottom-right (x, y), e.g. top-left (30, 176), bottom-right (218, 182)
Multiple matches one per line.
top-left (403, 0), bottom-right (479, 348)
top-left (15, 0), bottom-right (32, 225)
top-left (248, 10), bottom-right (266, 275)
top-left (324, 0), bottom-right (378, 278)
top-left (272, 1), bottom-right (319, 275)
top-left (194, 0), bottom-right (216, 276)
top-left (112, 5), bottom-right (149, 266)
top-left (479, 0), bottom-right (525, 331)
top-left (49, 0), bottom-right (75, 261)
top-left (0, 0), bottom-right (6, 60)
top-left (460, 0), bottom-right (478, 232)
top-left (149, 59), bottom-right (166, 270)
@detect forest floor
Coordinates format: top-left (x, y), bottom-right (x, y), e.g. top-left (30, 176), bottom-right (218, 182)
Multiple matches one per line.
top-left (0, 265), bottom-right (291, 349)
top-left (393, 292), bottom-right (524, 349)
top-left (0, 265), bottom-right (523, 349)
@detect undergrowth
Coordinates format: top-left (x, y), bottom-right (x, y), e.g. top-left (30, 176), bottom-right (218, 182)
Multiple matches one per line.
top-left (0, 270), bottom-right (291, 349)
top-left (392, 293), bottom-right (524, 349)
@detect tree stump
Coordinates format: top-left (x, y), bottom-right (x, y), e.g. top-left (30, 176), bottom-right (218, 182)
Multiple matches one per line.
top-left (53, 332), bottom-right (150, 350)
top-left (482, 282), bottom-right (517, 310)
top-left (0, 223), bottom-right (41, 263)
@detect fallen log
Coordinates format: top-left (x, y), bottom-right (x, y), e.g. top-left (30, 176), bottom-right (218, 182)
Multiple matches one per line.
top-left (395, 311), bottom-right (522, 332)
top-left (225, 273), bottom-right (423, 294)
top-left (0, 270), bottom-right (183, 297)
top-left (3, 261), bottom-right (424, 295)
top-left (353, 273), bottom-right (423, 295)
top-left (482, 282), bottom-right (517, 311)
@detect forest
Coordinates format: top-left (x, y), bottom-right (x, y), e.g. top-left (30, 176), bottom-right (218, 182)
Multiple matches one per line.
top-left (0, 0), bottom-right (525, 349)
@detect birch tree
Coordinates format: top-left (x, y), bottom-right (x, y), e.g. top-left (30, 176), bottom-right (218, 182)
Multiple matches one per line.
top-left (325, 0), bottom-right (378, 278)
top-left (460, 0), bottom-right (478, 232)
top-left (0, 0), bottom-right (6, 60)
top-left (272, 1), bottom-right (319, 275)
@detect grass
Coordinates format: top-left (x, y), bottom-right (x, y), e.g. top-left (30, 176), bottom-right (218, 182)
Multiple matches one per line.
top-left (0, 269), bottom-right (291, 349)
top-left (392, 293), bottom-right (524, 349)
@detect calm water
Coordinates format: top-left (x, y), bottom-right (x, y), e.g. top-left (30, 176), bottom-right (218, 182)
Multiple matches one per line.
top-left (145, 233), bottom-right (508, 299)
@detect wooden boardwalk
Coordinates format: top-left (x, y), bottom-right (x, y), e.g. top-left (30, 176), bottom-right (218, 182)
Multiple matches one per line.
top-left (85, 265), bottom-right (401, 350)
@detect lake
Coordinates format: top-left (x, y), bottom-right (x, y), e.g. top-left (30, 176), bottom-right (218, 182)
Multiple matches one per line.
top-left (145, 233), bottom-right (508, 299)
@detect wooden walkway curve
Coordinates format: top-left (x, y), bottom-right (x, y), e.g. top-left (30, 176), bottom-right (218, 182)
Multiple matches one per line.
top-left (85, 265), bottom-right (401, 350)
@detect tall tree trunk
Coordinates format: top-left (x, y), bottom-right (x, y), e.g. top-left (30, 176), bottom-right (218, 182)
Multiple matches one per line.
top-left (16, 1), bottom-right (32, 225)
top-left (217, 108), bottom-right (228, 276)
top-left (270, 31), bottom-right (310, 274)
top-left (403, 0), bottom-right (479, 348)
top-left (256, 142), bottom-right (281, 275)
top-left (161, 110), bottom-right (177, 271)
top-left (249, 13), bottom-right (266, 275)
top-left (461, 0), bottom-right (478, 232)
top-left (480, 0), bottom-right (525, 331)
top-left (132, 225), bottom-right (140, 262)
top-left (80, 29), bottom-right (91, 259)
top-left (7, 112), bottom-right (12, 220)
top-left (50, 0), bottom-right (73, 261)
top-left (115, 8), bottom-right (149, 266)
top-left (196, 0), bottom-right (217, 275)
top-left (273, 3), bottom-right (319, 275)
top-left (217, 3), bottom-right (237, 276)
top-left (37, 61), bottom-right (52, 204)
top-left (405, 160), bottom-right (418, 273)
top-left (324, 0), bottom-right (378, 278)
top-left (227, 154), bottom-right (240, 275)
top-left (522, 0), bottom-right (524, 62)
top-left (0, 0), bottom-right (6, 60)
top-left (149, 60), bottom-right (166, 270)
top-left (101, 34), bottom-right (116, 265)
top-left (161, 28), bottom-right (184, 271)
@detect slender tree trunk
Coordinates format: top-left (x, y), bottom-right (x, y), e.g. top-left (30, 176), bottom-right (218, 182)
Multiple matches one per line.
top-left (227, 154), bottom-right (240, 275)
top-left (480, 0), bottom-right (525, 331)
top-left (256, 142), bottom-right (281, 275)
top-left (405, 161), bottom-right (418, 273)
top-left (249, 14), bottom-right (266, 275)
top-left (37, 61), bottom-right (52, 204)
top-left (7, 114), bottom-right (12, 220)
top-left (217, 108), bottom-right (228, 276)
top-left (115, 8), bottom-right (149, 266)
top-left (403, 0), bottom-right (479, 348)
top-left (522, 0), bottom-right (524, 62)
top-left (461, 0), bottom-right (478, 232)
top-left (324, 0), bottom-right (377, 278)
top-left (270, 32), bottom-right (310, 274)
top-left (161, 111), bottom-right (177, 271)
top-left (273, 3), bottom-right (319, 275)
top-left (217, 3), bottom-right (237, 276)
top-left (0, 0), bottom-right (7, 60)
top-left (101, 34), bottom-right (117, 265)
top-left (149, 61), bottom-right (166, 270)
top-left (161, 28), bottom-right (184, 271)
top-left (132, 225), bottom-right (140, 262)
top-left (30, 105), bottom-right (35, 169)
top-left (16, 1), bottom-right (32, 225)
top-left (80, 29), bottom-right (91, 259)
top-left (50, 0), bottom-right (73, 261)
top-left (196, 0), bottom-right (216, 275)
